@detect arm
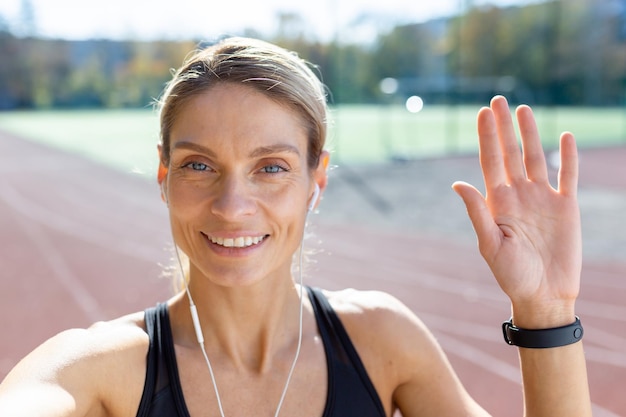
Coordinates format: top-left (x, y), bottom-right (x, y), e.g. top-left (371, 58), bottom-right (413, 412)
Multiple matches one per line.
top-left (332, 289), bottom-right (491, 417)
top-left (0, 329), bottom-right (105, 417)
top-left (390, 309), bottom-right (491, 417)
top-left (0, 318), bottom-right (148, 417)
top-left (452, 96), bottom-right (591, 416)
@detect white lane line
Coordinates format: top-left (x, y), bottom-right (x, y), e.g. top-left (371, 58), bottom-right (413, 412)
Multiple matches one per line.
top-left (322, 240), bottom-right (626, 327)
top-left (422, 312), bottom-right (626, 368)
top-left (584, 345), bottom-right (626, 368)
top-left (584, 327), bottom-right (626, 351)
top-left (0, 181), bottom-right (168, 263)
top-left (433, 331), bottom-right (522, 384)
top-left (9, 203), bottom-right (104, 323)
top-left (433, 332), bottom-right (621, 417)
top-left (385, 265), bottom-right (626, 323)
top-left (575, 299), bottom-right (626, 321)
top-left (590, 404), bottom-right (622, 417)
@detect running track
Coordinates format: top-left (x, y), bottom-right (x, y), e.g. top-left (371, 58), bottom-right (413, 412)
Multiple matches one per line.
top-left (1, 130), bottom-right (624, 416)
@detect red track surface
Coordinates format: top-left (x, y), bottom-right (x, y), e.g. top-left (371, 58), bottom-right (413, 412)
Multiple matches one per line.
top-left (1, 131), bottom-right (624, 416)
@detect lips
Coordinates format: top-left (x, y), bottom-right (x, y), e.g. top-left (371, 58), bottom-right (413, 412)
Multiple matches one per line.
top-left (206, 234), bottom-right (267, 248)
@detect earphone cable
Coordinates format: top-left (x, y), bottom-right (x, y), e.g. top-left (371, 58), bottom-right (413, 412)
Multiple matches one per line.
top-left (176, 246), bottom-right (227, 417)
top-left (273, 213), bottom-right (307, 417)
top-left (173, 209), bottom-right (309, 417)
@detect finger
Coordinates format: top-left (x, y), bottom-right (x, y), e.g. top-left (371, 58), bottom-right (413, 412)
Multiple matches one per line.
top-left (491, 96), bottom-right (525, 183)
top-left (477, 106), bottom-right (507, 191)
top-left (452, 181), bottom-right (499, 258)
top-left (557, 132), bottom-right (579, 197)
top-left (516, 105), bottom-right (549, 183)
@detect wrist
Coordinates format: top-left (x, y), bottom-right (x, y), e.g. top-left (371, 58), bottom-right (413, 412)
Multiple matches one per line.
top-left (510, 300), bottom-right (576, 329)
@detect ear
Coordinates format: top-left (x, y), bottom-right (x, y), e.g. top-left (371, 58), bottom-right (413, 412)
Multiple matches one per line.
top-left (309, 150), bottom-right (330, 211)
top-left (157, 145), bottom-right (168, 203)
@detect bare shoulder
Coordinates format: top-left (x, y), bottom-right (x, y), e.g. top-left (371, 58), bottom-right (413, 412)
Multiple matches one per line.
top-left (0, 311), bottom-right (150, 417)
top-left (35, 310), bottom-right (149, 372)
top-left (319, 288), bottom-right (488, 416)
top-left (320, 288), bottom-right (435, 355)
top-left (322, 287), bottom-right (451, 377)
top-left (322, 287), bottom-right (413, 315)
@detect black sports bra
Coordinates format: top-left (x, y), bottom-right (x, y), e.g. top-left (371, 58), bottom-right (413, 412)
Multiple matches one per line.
top-left (136, 287), bottom-right (386, 417)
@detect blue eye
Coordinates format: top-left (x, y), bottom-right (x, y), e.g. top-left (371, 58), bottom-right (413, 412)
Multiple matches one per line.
top-left (184, 162), bottom-right (209, 171)
top-left (261, 164), bottom-right (287, 174)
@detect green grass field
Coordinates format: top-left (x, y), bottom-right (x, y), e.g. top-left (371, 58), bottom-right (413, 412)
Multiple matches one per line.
top-left (0, 105), bottom-right (624, 176)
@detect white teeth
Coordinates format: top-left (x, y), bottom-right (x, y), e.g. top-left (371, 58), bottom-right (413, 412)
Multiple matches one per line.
top-left (209, 235), bottom-right (265, 248)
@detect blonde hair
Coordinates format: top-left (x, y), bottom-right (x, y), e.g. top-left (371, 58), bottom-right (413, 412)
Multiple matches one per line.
top-left (155, 37), bottom-right (329, 291)
top-left (156, 36), bottom-right (328, 171)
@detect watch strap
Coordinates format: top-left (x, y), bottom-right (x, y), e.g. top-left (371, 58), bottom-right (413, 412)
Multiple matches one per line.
top-left (502, 316), bottom-right (583, 348)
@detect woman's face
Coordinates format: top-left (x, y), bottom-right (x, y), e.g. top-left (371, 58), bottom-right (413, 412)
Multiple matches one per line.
top-left (163, 83), bottom-right (324, 288)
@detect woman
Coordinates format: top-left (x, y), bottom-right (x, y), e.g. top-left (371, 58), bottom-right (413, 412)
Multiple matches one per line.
top-left (0, 37), bottom-right (590, 416)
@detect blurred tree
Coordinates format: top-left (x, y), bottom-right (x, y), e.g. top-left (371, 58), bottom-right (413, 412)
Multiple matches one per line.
top-left (114, 41), bottom-right (170, 107)
top-left (372, 22), bottom-right (441, 80)
top-left (0, 0), bottom-right (624, 109)
top-left (324, 41), bottom-right (377, 103)
top-left (273, 34), bottom-right (375, 103)
top-left (444, 0), bottom-right (626, 105)
top-left (28, 39), bottom-right (72, 107)
top-left (64, 55), bottom-right (108, 106)
top-left (0, 28), bottom-right (20, 109)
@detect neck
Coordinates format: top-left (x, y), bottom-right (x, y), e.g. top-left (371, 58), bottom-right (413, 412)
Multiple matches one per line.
top-left (167, 230), bottom-right (310, 417)
top-left (173, 274), bottom-right (304, 372)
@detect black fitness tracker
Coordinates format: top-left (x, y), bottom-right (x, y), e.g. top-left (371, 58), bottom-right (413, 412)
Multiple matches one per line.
top-left (502, 316), bottom-right (583, 348)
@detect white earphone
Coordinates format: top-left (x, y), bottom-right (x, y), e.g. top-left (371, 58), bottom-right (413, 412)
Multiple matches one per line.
top-left (179, 181), bottom-right (318, 417)
top-left (308, 184), bottom-right (320, 212)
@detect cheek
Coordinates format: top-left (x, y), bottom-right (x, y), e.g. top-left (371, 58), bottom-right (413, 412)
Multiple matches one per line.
top-left (167, 183), bottom-right (211, 218)
top-left (167, 188), bottom-right (207, 255)
top-left (261, 185), bottom-right (308, 216)
top-left (278, 194), bottom-right (310, 237)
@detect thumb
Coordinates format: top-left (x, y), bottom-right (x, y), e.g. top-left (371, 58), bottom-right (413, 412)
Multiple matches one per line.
top-left (452, 181), bottom-right (498, 255)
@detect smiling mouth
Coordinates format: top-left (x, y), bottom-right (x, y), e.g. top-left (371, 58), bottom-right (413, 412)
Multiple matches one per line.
top-left (206, 234), bottom-right (268, 248)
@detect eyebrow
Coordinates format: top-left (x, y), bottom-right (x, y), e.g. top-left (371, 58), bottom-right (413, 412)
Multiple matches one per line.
top-left (249, 144), bottom-right (301, 158)
top-left (171, 141), bottom-right (217, 157)
top-left (172, 141), bottom-right (301, 158)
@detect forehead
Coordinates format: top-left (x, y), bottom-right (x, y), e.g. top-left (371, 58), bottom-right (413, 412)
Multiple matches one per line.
top-left (169, 83), bottom-right (308, 154)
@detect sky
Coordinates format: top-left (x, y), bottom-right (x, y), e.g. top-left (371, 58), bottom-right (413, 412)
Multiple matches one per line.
top-left (0, 0), bottom-right (544, 42)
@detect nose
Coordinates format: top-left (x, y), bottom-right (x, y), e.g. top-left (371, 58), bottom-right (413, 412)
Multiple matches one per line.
top-left (210, 176), bottom-right (256, 220)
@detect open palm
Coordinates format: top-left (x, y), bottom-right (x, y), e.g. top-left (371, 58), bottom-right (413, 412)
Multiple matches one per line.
top-left (453, 96), bottom-right (582, 319)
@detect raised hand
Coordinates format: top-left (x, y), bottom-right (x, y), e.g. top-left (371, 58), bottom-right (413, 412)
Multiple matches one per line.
top-left (452, 96), bottom-right (581, 327)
